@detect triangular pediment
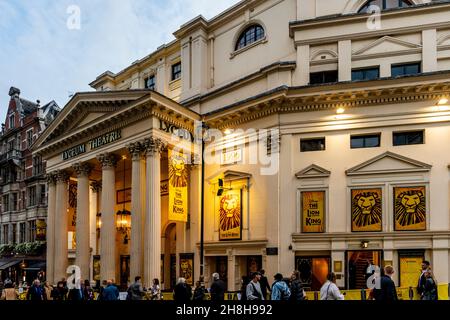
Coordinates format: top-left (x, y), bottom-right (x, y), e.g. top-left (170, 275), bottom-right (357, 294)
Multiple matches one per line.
top-left (346, 152), bottom-right (431, 176)
top-left (207, 170), bottom-right (252, 184)
top-left (295, 164), bottom-right (331, 179)
top-left (437, 33), bottom-right (450, 46)
top-left (353, 36), bottom-right (421, 56)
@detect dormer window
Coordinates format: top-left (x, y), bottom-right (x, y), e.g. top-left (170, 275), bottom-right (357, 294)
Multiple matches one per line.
top-left (9, 114), bottom-right (15, 129)
top-left (358, 0), bottom-right (413, 13)
top-left (235, 24), bottom-right (265, 51)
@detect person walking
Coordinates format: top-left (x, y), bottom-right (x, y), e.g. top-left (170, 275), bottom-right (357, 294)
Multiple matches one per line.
top-left (82, 280), bottom-right (95, 301)
top-left (417, 260), bottom-right (431, 299)
top-left (102, 279), bottom-right (119, 301)
top-left (373, 265), bottom-right (398, 301)
top-left (246, 272), bottom-right (264, 301)
top-left (259, 270), bottom-right (271, 300)
top-left (289, 271), bottom-right (305, 301)
top-left (422, 268), bottom-right (438, 300)
top-left (173, 278), bottom-right (192, 302)
top-left (1, 282), bottom-right (19, 300)
top-left (43, 281), bottom-right (53, 301)
top-left (26, 279), bottom-right (46, 301)
top-left (51, 280), bottom-right (68, 300)
top-left (193, 281), bottom-right (206, 301)
top-left (271, 273), bottom-right (291, 301)
top-left (320, 273), bottom-right (344, 300)
top-left (127, 276), bottom-right (145, 301)
top-left (210, 273), bottom-right (226, 301)
top-left (150, 278), bottom-right (161, 300)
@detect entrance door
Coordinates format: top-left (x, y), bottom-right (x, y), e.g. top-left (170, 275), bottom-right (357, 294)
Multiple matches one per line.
top-left (170, 254), bottom-right (176, 289)
top-left (247, 256), bottom-right (262, 277)
top-left (216, 256), bottom-right (228, 291)
top-left (399, 250), bottom-right (424, 288)
top-left (346, 251), bottom-right (382, 289)
top-left (120, 255), bottom-right (130, 291)
top-left (295, 256), bottom-right (330, 291)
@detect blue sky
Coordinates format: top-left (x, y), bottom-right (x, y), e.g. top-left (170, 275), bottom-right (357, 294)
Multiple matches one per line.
top-left (0, 0), bottom-right (240, 123)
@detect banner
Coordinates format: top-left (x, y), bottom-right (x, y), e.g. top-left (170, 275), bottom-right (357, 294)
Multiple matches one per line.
top-left (36, 219), bottom-right (47, 241)
top-left (168, 149), bottom-right (189, 222)
top-left (179, 253), bottom-right (194, 286)
top-left (394, 186), bottom-right (426, 231)
top-left (351, 188), bottom-right (383, 232)
top-left (219, 189), bottom-right (242, 241)
top-left (301, 191), bottom-right (325, 233)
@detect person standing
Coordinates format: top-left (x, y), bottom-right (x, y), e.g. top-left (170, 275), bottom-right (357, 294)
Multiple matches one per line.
top-left (102, 279), bottom-right (119, 301)
top-left (320, 273), bottom-right (344, 300)
top-left (1, 282), bottom-right (19, 300)
top-left (373, 265), bottom-right (398, 301)
top-left (150, 278), bottom-right (161, 300)
top-left (43, 281), bottom-right (53, 301)
top-left (210, 273), bottom-right (226, 301)
top-left (82, 280), bottom-right (95, 301)
top-left (26, 280), bottom-right (46, 301)
top-left (417, 260), bottom-right (430, 298)
top-left (246, 272), bottom-right (264, 301)
top-left (271, 273), bottom-right (290, 301)
top-left (422, 268), bottom-right (438, 300)
top-left (127, 276), bottom-right (145, 301)
top-left (193, 281), bottom-right (206, 301)
top-left (259, 270), bottom-right (271, 300)
top-left (289, 271), bottom-right (305, 301)
top-left (173, 278), bottom-right (191, 302)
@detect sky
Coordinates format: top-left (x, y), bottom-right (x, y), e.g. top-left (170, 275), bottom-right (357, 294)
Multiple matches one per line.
top-left (0, 0), bottom-right (240, 123)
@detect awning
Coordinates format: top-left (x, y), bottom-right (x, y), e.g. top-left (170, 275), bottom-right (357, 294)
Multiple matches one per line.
top-left (0, 259), bottom-right (21, 270)
top-left (23, 261), bottom-right (46, 271)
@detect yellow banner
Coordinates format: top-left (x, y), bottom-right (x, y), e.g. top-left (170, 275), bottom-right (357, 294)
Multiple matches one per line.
top-left (36, 219), bottom-right (47, 241)
top-left (168, 150), bottom-right (188, 222)
top-left (351, 188), bottom-right (382, 232)
top-left (219, 189), bottom-right (242, 241)
top-left (394, 186), bottom-right (426, 231)
top-left (301, 191), bottom-right (325, 233)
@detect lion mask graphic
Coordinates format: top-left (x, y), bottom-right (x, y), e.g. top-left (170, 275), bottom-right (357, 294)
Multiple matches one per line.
top-left (395, 190), bottom-right (426, 226)
top-left (352, 192), bottom-right (382, 227)
top-left (219, 194), bottom-right (241, 231)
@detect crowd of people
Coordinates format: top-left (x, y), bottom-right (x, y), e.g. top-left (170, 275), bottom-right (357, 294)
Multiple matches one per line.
top-left (0, 260), bottom-right (439, 301)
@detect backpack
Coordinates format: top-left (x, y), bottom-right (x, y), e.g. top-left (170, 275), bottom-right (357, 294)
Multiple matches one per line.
top-left (126, 285), bottom-right (133, 301)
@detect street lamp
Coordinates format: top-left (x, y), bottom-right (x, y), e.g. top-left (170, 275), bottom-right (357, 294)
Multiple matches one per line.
top-left (199, 121), bottom-right (209, 282)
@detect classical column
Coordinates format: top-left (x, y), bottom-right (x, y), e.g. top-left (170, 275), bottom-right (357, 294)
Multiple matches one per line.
top-left (54, 170), bottom-right (69, 282)
top-left (143, 137), bottom-right (165, 287)
top-left (97, 153), bottom-right (118, 282)
top-left (73, 162), bottom-right (93, 281)
top-left (127, 142), bottom-right (145, 281)
top-left (46, 172), bottom-right (57, 284)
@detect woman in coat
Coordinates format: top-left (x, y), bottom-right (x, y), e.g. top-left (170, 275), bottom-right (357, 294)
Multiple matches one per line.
top-left (0, 282), bottom-right (19, 300)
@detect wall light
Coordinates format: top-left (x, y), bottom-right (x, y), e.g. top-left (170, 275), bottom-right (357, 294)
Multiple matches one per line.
top-left (438, 97), bottom-right (448, 105)
top-left (224, 129), bottom-right (233, 135)
top-left (361, 240), bottom-right (369, 249)
top-left (336, 107), bottom-right (345, 114)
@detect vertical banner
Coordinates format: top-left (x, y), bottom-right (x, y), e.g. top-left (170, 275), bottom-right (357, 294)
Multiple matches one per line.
top-left (351, 188), bottom-right (383, 232)
top-left (394, 186), bottom-right (426, 231)
top-left (36, 219), bottom-right (47, 241)
top-left (179, 253), bottom-right (194, 286)
top-left (301, 191), bottom-right (325, 233)
top-left (168, 149), bottom-right (188, 222)
top-left (219, 189), bottom-right (242, 241)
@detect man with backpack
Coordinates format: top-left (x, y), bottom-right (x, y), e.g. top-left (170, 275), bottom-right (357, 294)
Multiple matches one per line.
top-left (246, 272), bottom-right (264, 300)
top-left (271, 273), bottom-right (291, 301)
top-left (289, 270), bottom-right (306, 301)
top-left (127, 276), bottom-right (145, 300)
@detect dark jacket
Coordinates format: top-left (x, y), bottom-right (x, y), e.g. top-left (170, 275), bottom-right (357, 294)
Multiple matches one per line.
top-left (27, 285), bottom-right (46, 301)
top-left (210, 279), bottom-right (226, 301)
top-left (193, 286), bottom-right (206, 301)
top-left (102, 284), bottom-right (119, 301)
top-left (423, 278), bottom-right (438, 300)
top-left (259, 276), bottom-right (271, 299)
top-left (417, 272), bottom-right (427, 295)
top-left (68, 288), bottom-right (83, 301)
top-left (289, 279), bottom-right (305, 301)
top-left (128, 282), bottom-right (145, 300)
top-left (373, 275), bottom-right (398, 301)
top-left (173, 282), bottom-right (192, 302)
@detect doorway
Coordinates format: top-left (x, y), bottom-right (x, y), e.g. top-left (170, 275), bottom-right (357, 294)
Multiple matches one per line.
top-left (163, 223), bottom-right (176, 290)
top-left (346, 250), bottom-right (382, 289)
top-left (120, 255), bottom-right (130, 291)
top-left (295, 256), bottom-right (330, 291)
top-left (398, 250), bottom-right (424, 288)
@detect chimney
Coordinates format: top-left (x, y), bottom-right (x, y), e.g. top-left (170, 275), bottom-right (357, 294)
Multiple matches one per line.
top-left (8, 86), bottom-right (20, 98)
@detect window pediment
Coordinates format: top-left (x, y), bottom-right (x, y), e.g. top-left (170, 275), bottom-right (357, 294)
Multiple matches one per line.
top-left (295, 164), bottom-right (331, 179)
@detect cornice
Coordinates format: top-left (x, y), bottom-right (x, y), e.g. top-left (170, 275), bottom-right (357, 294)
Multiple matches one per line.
top-left (292, 231), bottom-right (450, 242)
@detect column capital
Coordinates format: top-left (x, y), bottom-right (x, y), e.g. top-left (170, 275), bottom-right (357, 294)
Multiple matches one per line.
top-left (90, 181), bottom-right (102, 193)
top-left (97, 153), bottom-right (119, 169)
top-left (46, 172), bottom-right (58, 185)
top-left (55, 170), bottom-right (70, 183)
top-left (143, 137), bottom-right (166, 156)
top-left (126, 142), bottom-right (144, 161)
top-left (72, 162), bottom-right (93, 177)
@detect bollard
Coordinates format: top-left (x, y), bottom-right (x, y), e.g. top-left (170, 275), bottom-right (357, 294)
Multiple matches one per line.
top-left (408, 287), bottom-right (414, 300)
top-left (314, 291), bottom-right (319, 300)
top-left (361, 288), bottom-right (366, 300)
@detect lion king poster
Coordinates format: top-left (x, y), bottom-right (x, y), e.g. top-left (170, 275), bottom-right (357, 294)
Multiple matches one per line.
top-left (394, 186), bottom-right (426, 231)
top-left (301, 191), bottom-right (325, 233)
top-left (179, 253), bottom-right (194, 286)
top-left (219, 189), bottom-right (242, 241)
top-left (168, 149), bottom-right (188, 222)
top-left (351, 188), bottom-right (382, 232)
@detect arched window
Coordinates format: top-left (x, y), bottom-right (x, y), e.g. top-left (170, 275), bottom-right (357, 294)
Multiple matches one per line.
top-left (358, 0), bottom-right (413, 13)
top-left (235, 24), bottom-right (265, 51)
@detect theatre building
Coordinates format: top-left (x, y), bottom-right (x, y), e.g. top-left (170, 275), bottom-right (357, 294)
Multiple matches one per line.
top-left (34, 0), bottom-right (450, 291)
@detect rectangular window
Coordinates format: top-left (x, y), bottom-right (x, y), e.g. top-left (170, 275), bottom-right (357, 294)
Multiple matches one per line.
top-left (2, 225), bottom-right (9, 244)
top-left (391, 63), bottom-right (421, 77)
top-left (12, 224), bottom-right (17, 244)
top-left (2, 195), bottom-right (9, 212)
top-left (351, 67), bottom-right (380, 81)
top-left (8, 139), bottom-right (15, 151)
top-left (300, 138), bottom-right (326, 152)
top-left (145, 75), bottom-right (156, 90)
top-left (29, 220), bottom-right (36, 242)
top-left (26, 129), bottom-right (33, 147)
top-left (39, 185), bottom-right (46, 205)
top-left (12, 193), bottom-right (18, 211)
top-left (22, 191), bottom-right (26, 211)
top-left (393, 130), bottom-right (424, 146)
top-left (28, 186), bottom-right (36, 207)
top-left (19, 223), bottom-right (26, 243)
top-left (9, 114), bottom-right (15, 129)
top-left (310, 70), bottom-right (339, 85)
top-left (171, 62), bottom-right (181, 81)
top-left (351, 134), bottom-right (381, 149)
